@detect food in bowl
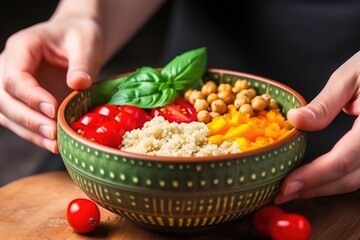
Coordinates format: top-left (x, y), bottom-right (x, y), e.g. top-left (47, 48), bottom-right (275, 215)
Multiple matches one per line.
top-left (121, 116), bottom-right (240, 156)
top-left (69, 47), bottom-right (293, 156)
top-left (57, 47), bottom-right (307, 233)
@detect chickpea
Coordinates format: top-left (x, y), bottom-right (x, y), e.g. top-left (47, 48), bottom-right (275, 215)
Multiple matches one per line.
top-left (197, 110), bottom-right (211, 123)
top-left (225, 95), bottom-right (236, 105)
top-left (232, 79), bottom-right (249, 93)
top-left (183, 88), bottom-right (194, 102)
top-left (247, 88), bottom-right (257, 100)
top-left (189, 90), bottom-right (205, 105)
top-left (236, 89), bottom-right (251, 99)
top-left (207, 93), bottom-right (219, 104)
top-left (209, 111), bottom-right (221, 118)
top-left (261, 93), bottom-right (272, 105)
top-left (268, 98), bottom-right (279, 109)
top-left (218, 83), bottom-right (232, 92)
top-left (201, 81), bottom-right (217, 97)
top-left (217, 90), bottom-right (235, 105)
top-left (211, 99), bottom-right (227, 114)
top-left (232, 86), bottom-right (241, 94)
top-left (234, 95), bottom-right (250, 109)
top-left (251, 96), bottom-right (267, 112)
top-left (194, 98), bottom-right (209, 112)
top-left (239, 103), bottom-right (254, 116)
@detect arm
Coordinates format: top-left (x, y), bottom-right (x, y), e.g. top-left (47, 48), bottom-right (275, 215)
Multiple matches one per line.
top-left (51, 0), bottom-right (166, 65)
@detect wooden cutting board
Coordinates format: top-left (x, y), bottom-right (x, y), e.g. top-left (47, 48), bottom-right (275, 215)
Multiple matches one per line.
top-left (0, 171), bottom-right (359, 240)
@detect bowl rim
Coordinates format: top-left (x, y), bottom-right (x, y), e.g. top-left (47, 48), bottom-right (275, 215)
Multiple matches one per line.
top-left (57, 68), bottom-right (307, 163)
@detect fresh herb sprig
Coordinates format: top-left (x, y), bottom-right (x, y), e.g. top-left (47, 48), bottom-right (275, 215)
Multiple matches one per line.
top-left (97, 47), bottom-right (207, 108)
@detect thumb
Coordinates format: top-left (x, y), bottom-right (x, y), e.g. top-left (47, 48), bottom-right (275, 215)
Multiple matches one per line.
top-left (287, 103), bottom-right (334, 132)
top-left (64, 31), bottom-right (102, 90)
top-left (288, 83), bottom-right (349, 131)
top-left (288, 52), bottom-right (360, 131)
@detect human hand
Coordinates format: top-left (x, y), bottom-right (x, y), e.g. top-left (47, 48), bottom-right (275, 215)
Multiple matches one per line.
top-left (275, 51), bottom-right (360, 204)
top-left (0, 18), bottom-right (103, 153)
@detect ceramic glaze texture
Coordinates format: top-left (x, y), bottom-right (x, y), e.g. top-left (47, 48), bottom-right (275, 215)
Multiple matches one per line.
top-left (58, 69), bottom-right (307, 233)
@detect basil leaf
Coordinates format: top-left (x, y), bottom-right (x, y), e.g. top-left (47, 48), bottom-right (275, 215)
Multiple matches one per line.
top-left (109, 84), bottom-right (177, 108)
top-left (119, 67), bottom-right (165, 87)
top-left (90, 76), bottom-right (127, 106)
top-left (99, 48), bottom-right (207, 108)
top-left (108, 67), bottom-right (177, 108)
top-left (161, 47), bottom-right (207, 91)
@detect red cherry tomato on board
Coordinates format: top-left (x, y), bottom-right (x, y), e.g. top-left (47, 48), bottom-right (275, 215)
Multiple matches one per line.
top-left (269, 213), bottom-right (312, 240)
top-left (151, 98), bottom-right (197, 123)
top-left (67, 198), bottom-right (100, 234)
top-left (253, 204), bottom-right (285, 237)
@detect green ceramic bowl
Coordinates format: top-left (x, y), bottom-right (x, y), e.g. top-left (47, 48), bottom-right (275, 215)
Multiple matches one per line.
top-left (58, 69), bottom-right (307, 234)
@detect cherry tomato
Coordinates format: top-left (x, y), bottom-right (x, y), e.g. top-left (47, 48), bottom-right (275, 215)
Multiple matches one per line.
top-left (71, 104), bottom-right (151, 148)
top-left (91, 104), bottom-right (120, 118)
top-left (253, 204), bottom-right (285, 237)
top-left (70, 113), bottom-right (107, 135)
top-left (115, 105), bottom-right (151, 130)
top-left (67, 198), bottom-right (100, 234)
top-left (269, 213), bottom-right (312, 240)
top-left (151, 98), bottom-right (197, 123)
top-left (92, 120), bottom-right (125, 148)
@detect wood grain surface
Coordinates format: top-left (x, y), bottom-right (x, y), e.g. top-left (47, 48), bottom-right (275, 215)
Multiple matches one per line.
top-left (0, 171), bottom-right (359, 240)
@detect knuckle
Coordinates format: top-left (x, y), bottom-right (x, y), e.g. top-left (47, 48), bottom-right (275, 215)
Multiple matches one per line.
top-left (337, 155), bottom-right (356, 176)
top-left (22, 90), bottom-right (34, 108)
top-left (2, 70), bottom-right (14, 93)
top-left (5, 31), bottom-right (27, 50)
top-left (5, 28), bottom-right (39, 47)
top-left (310, 97), bottom-right (331, 120)
top-left (23, 114), bottom-right (38, 132)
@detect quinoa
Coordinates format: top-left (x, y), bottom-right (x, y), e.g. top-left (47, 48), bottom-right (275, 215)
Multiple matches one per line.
top-left (121, 116), bottom-right (240, 157)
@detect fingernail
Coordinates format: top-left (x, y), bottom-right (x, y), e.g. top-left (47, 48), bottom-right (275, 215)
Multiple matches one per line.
top-left (71, 70), bottom-right (91, 81)
top-left (39, 102), bottom-right (56, 118)
top-left (284, 181), bottom-right (304, 195)
top-left (69, 71), bottom-right (91, 89)
top-left (39, 125), bottom-right (55, 139)
top-left (275, 192), bottom-right (299, 205)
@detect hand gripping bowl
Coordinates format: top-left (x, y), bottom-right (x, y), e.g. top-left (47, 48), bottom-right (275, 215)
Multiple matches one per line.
top-left (57, 69), bottom-right (307, 234)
